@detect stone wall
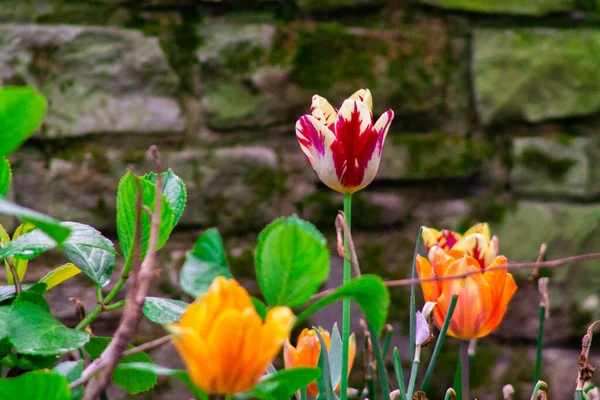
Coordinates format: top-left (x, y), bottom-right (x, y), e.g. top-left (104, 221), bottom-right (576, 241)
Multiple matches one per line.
top-left (2, 1), bottom-right (600, 398)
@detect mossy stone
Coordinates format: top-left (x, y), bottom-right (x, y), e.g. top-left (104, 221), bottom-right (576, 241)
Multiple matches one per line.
top-left (419, 0), bottom-right (573, 15)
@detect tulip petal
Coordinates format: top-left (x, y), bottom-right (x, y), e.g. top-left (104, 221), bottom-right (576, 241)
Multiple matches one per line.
top-left (463, 222), bottom-right (491, 242)
top-left (441, 256), bottom-right (493, 340)
top-left (479, 257), bottom-right (517, 337)
top-left (416, 254), bottom-right (441, 303)
top-left (170, 325), bottom-right (214, 393)
top-left (428, 246), bottom-right (456, 278)
top-left (453, 233), bottom-right (489, 269)
top-left (349, 88), bottom-right (373, 112)
top-left (438, 230), bottom-right (462, 250)
top-left (310, 95), bottom-right (337, 130)
top-left (484, 236), bottom-right (499, 268)
top-left (372, 109), bottom-right (394, 157)
top-left (422, 227), bottom-right (442, 249)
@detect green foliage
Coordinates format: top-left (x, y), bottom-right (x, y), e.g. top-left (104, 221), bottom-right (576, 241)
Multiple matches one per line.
top-left (0, 222), bottom-right (115, 287)
top-left (247, 367), bottom-right (322, 400)
top-left (0, 86), bottom-right (47, 158)
top-left (143, 168), bottom-right (187, 228)
top-left (296, 275), bottom-right (390, 335)
top-left (52, 361), bottom-right (84, 400)
top-left (255, 215), bottom-right (329, 308)
top-left (0, 199), bottom-right (71, 243)
top-left (84, 337), bottom-right (157, 394)
top-left (180, 228), bottom-right (232, 297)
top-left (0, 302), bottom-right (89, 356)
top-left (0, 157), bottom-right (10, 197)
top-left (116, 172), bottom-right (176, 261)
top-left (0, 371), bottom-right (71, 400)
top-left (143, 297), bottom-right (188, 324)
top-left (314, 328), bottom-right (338, 400)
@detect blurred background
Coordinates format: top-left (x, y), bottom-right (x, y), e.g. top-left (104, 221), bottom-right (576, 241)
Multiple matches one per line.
top-left (1, 0), bottom-right (600, 398)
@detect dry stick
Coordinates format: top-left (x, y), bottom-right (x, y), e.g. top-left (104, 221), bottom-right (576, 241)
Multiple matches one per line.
top-left (577, 320), bottom-right (600, 392)
top-left (0, 243), bottom-right (21, 294)
top-left (77, 147), bottom-right (163, 399)
top-left (335, 212), bottom-right (361, 278)
top-left (122, 334), bottom-right (172, 358)
top-left (528, 243), bottom-right (547, 283)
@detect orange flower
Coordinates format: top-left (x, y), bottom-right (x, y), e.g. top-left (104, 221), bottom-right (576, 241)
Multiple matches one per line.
top-left (422, 223), bottom-right (499, 268)
top-left (284, 328), bottom-right (356, 397)
top-left (416, 227), bottom-right (517, 340)
top-left (169, 277), bottom-right (295, 394)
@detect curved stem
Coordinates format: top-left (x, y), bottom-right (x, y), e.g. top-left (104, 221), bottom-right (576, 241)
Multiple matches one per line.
top-left (340, 193), bottom-right (352, 400)
top-left (530, 381), bottom-right (548, 400)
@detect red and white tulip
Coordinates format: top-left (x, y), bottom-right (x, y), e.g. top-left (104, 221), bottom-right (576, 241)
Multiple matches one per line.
top-left (295, 89), bottom-right (394, 194)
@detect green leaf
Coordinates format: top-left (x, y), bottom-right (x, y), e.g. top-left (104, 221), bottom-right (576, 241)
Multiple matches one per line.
top-left (84, 337), bottom-right (157, 394)
top-left (0, 222), bottom-right (115, 287)
top-left (314, 329), bottom-right (338, 400)
top-left (142, 297), bottom-right (188, 324)
top-left (13, 284), bottom-right (50, 312)
top-left (53, 360), bottom-right (84, 400)
top-left (0, 198), bottom-right (71, 243)
top-left (255, 215), bottom-right (329, 308)
top-left (0, 157), bottom-right (10, 197)
top-left (252, 297), bottom-right (267, 320)
top-left (16, 354), bottom-right (59, 370)
top-left (0, 371), bottom-right (70, 400)
top-left (245, 367), bottom-right (322, 400)
top-left (144, 168), bottom-right (187, 228)
top-left (116, 172), bottom-right (175, 261)
top-left (296, 275), bottom-right (390, 335)
top-left (180, 228), bottom-right (232, 297)
top-left (0, 86), bottom-right (47, 158)
top-left (116, 362), bottom-right (207, 399)
top-left (328, 323), bottom-right (343, 390)
top-left (0, 284), bottom-right (33, 303)
top-left (7, 223), bottom-right (36, 283)
top-left (0, 302), bottom-right (89, 355)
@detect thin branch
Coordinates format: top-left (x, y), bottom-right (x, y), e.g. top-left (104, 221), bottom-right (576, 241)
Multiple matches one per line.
top-left (122, 335), bottom-right (172, 357)
top-left (335, 212), bottom-right (361, 278)
top-left (528, 243), bottom-right (547, 282)
top-left (0, 243), bottom-right (21, 294)
top-left (77, 146), bottom-right (164, 399)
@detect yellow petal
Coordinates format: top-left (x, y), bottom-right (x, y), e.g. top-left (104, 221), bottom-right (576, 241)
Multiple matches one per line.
top-left (463, 223), bottom-right (491, 242)
top-left (453, 233), bottom-right (488, 269)
top-left (38, 263), bottom-right (81, 290)
top-left (169, 325), bottom-right (214, 393)
top-left (349, 88), bottom-right (373, 112)
top-left (422, 226), bottom-right (441, 249)
top-left (310, 95), bottom-right (337, 128)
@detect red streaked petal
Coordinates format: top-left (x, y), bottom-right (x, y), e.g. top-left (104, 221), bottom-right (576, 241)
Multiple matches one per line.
top-left (372, 109), bottom-right (394, 157)
top-left (310, 95), bottom-right (337, 131)
top-left (438, 230), bottom-right (462, 250)
top-left (349, 88), bottom-right (373, 113)
top-left (453, 233), bottom-right (488, 269)
top-left (295, 115), bottom-right (336, 165)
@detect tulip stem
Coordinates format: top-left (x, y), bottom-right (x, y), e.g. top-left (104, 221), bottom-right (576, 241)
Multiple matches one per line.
top-left (421, 294), bottom-right (459, 392)
top-left (533, 304), bottom-right (545, 384)
top-left (340, 193), bottom-right (352, 400)
top-left (460, 340), bottom-right (470, 400)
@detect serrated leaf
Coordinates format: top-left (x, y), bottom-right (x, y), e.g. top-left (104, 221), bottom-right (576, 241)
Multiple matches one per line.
top-left (84, 337), bottom-right (157, 394)
top-left (13, 285), bottom-right (50, 312)
top-left (180, 228), bottom-right (232, 297)
top-left (296, 275), bottom-right (390, 335)
top-left (0, 302), bottom-right (89, 355)
top-left (255, 215), bottom-right (329, 308)
top-left (116, 172), bottom-right (175, 261)
top-left (0, 222), bottom-right (115, 287)
top-left (39, 263), bottom-right (81, 290)
top-left (0, 198), bottom-right (71, 243)
top-left (0, 86), bottom-right (47, 158)
top-left (244, 367), bottom-right (322, 400)
top-left (0, 157), bottom-right (10, 197)
top-left (142, 297), bottom-right (188, 324)
top-left (53, 360), bottom-right (84, 400)
top-left (0, 371), bottom-right (70, 400)
top-left (144, 168), bottom-right (187, 228)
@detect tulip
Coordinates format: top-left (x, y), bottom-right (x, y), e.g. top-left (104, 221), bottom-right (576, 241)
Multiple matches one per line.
top-left (284, 328), bottom-right (356, 397)
top-left (169, 276), bottom-right (295, 395)
top-left (416, 245), bottom-right (517, 340)
top-left (295, 89), bottom-right (394, 194)
top-left (422, 222), bottom-right (499, 268)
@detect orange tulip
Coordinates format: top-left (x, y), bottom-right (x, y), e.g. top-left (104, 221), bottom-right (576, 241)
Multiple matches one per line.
top-left (284, 328), bottom-right (356, 397)
top-left (416, 235), bottom-right (517, 340)
top-left (169, 277), bottom-right (295, 395)
top-left (422, 223), bottom-right (499, 268)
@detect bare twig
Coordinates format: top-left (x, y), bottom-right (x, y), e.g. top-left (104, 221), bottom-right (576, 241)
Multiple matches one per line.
top-left (528, 243), bottom-right (547, 282)
top-left (122, 335), bottom-right (172, 357)
top-left (0, 243), bottom-right (21, 294)
top-left (502, 384), bottom-right (515, 400)
top-left (538, 277), bottom-right (550, 319)
top-left (577, 320), bottom-right (600, 392)
top-left (76, 146), bottom-right (164, 399)
top-left (335, 211), bottom-right (361, 278)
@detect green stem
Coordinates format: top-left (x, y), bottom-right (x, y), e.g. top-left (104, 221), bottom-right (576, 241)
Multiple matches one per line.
top-left (103, 300), bottom-right (126, 311)
top-left (461, 340), bottom-right (470, 400)
top-left (453, 357), bottom-right (462, 400)
top-left (444, 388), bottom-right (457, 400)
top-left (366, 365), bottom-right (376, 400)
top-left (340, 193), bottom-right (352, 400)
top-left (530, 381), bottom-right (548, 400)
top-left (382, 327), bottom-right (393, 356)
top-left (406, 346), bottom-right (421, 398)
top-left (409, 228), bottom-right (423, 362)
top-left (104, 255), bottom-right (134, 304)
top-left (301, 387), bottom-right (307, 400)
top-left (533, 305), bottom-right (545, 384)
top-left (422, 294), bottom-right (459, 392)
top-left (367, 323), bottom-right (391, 396)
top-left (393, 347), bottom-right (407, 400)
top-left (75, 304), bottom-right (102, 330)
